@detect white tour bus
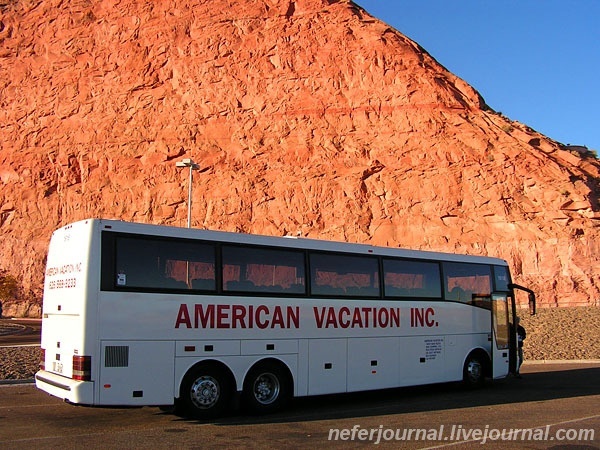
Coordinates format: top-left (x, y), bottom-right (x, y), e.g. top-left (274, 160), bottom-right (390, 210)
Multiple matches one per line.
top-left (36, 219), bottom-right (535, 418)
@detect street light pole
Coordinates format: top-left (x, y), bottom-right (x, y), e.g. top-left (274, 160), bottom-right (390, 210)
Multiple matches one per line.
top-left (176, 158), bottom-right (200, 228)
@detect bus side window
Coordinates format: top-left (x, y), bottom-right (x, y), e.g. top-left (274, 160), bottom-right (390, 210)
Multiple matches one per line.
top-left (222, 245), bottom-right (306, 295)
top-left (443, 262), bottom-right (491, 306)
top-left (382, 259), bottom-right (441, 299)
top-left (191, 278), bottom-right (215, 291)
top-left (111, 235), bottom-right (216, 292)
top-left (309, 252), bottom-right (380, 298)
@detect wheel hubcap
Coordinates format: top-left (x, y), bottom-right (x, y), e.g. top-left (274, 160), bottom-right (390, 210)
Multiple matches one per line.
top-left (467, 360), bottom-right (482, 383)
top-left (253, 372), bottom-right (280, 405)
top-left (190, 376), bottom-right (220, 409)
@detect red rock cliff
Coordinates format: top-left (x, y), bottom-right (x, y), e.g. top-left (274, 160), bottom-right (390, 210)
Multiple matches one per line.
top-left (1, 0), bottom-right (599, 311)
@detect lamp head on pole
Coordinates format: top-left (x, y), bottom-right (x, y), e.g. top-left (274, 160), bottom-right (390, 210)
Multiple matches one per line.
top-left (176, 158), bottom-right (200, 170)
top-left (175, 158), bottom-right (200, 228)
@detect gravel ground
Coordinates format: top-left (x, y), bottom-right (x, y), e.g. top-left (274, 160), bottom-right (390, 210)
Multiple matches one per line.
top-left (1, 307), bottom-right (598, 380)
top-left (0, 346), bottom-right (42, 380)
top-left (520, 305), bottom-right (600, 361)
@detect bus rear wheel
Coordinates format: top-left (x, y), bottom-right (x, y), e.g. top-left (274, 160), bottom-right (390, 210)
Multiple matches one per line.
top-left (180, 363), bottom-right (232, 419)
top-left (243, 361), bottom-right (291, 414)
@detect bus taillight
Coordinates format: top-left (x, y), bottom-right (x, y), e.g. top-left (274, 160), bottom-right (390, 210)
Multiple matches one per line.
top-left (40, 348), bottom-right (46, 371)
top-left (72, 355), bottom-right (92, 381)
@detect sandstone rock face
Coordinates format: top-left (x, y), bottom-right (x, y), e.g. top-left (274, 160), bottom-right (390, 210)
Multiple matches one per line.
top-left (1, 0), bottom-right (599, 313)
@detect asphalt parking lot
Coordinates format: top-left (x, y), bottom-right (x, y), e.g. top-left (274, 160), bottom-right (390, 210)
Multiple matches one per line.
top-left (1, 362), bottom-right (598, 449)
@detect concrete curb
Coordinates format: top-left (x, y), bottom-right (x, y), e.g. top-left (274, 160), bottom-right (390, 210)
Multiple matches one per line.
top-left (8, 318), bottom-right (42, 322)
top-left (524, 359), bottom-right (600, 365)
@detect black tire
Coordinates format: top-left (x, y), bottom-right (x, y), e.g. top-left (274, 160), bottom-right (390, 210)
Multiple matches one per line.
top-left (242, 361), bottom-right (291, 415)
top-left (179, 363), bottom-right (232, 419)
top-left (463, 352), bottom-right (486, 387)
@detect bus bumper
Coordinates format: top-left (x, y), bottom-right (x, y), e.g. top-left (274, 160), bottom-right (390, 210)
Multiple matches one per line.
top-left (35, 370), bottom-right (95, 405)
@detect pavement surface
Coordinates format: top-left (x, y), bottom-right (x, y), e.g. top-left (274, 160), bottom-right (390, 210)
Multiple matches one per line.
top-left (0, 319), bottom-right (41, 347)
top-left (1, 362), bottom-right (599, 449)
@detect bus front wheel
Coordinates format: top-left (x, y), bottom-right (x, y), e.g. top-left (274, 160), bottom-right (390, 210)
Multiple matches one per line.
top-left (463, 352), bottom-right (486, 387)
top-left (180, 363), bottom-right (233, 419)
top-left (243, 360), bottom-right (291, 414)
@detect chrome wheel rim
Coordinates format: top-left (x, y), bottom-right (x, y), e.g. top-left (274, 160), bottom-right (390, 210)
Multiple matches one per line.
top-left (466, 359), bottom-right (482, 383)
top-left (253, 372), bottom-right (280, 405)
top-left (190, 375), bottom-right (220, 409)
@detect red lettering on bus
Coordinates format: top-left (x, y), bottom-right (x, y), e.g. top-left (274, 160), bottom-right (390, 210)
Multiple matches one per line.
top-left (178, 304), bottom-right (406, 330)
top-left (313, 306), bottom-right (401, 329)
top-left (339, 306), bottom-right (350, 328)
top-left (425, 307), bottom-right (436, 327)
top-left (271, 306), bottom-right (284, 328)
top-left (216, 304), bottom-right (229, 329)
top-left (313, 307), bottom-right (326, 328)
top-left (361, 307), bottom-right (372, 327)
top-left (351, 308), bottom-right (363, 327)
top-left (390, 307), bottom-right (400, 327)
top-left (231, 304), bottom-right (247, 328)
top-left (286, 306), bottom-right (300, 329)
top-left (378, 307), bottom-right (389, 327)
top-left (175, 304), bottom-right (191, 328)
top-left (410, 307), bottom-right (437, 327)
top-left (325, 308), bottom-right (337, 328)
top-left (248, 304), bottom-right (254, 328)
top-left (176, 304), bottom-right (301, 329)
top-left (255, 305), bottom-right (269, 329)
top-left (195, 304), bottom-right (215, 328)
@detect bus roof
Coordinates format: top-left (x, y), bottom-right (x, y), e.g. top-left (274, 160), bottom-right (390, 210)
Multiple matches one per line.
top-left (67, 218), bottom-right (508, 266)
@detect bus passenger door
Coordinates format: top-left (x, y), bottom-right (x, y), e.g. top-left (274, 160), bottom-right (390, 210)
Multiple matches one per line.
top-left (491, 294), bottom-right (510, 379)
top-left (506, 283), bottom-right (536, 375)
top-left (507, 293), bottom-right (518, 375)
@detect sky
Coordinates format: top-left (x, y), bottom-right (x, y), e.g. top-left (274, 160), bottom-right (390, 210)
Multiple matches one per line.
top-left (354, 0), bottom-right (600, 153)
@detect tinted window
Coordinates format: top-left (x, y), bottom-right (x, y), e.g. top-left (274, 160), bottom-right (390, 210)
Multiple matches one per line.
top-left (222, 246), bottom-right (305, 294)
top-left (113, 236), bottom-right (216, 291)
top-left (383, 259), bottom-right (441, 298)
top-left (310, 253), bottom-right (380, 297)
top-left (443, 262), bottom-right (492, 304)
top-left (493, 265), bottom-right (511, 291)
